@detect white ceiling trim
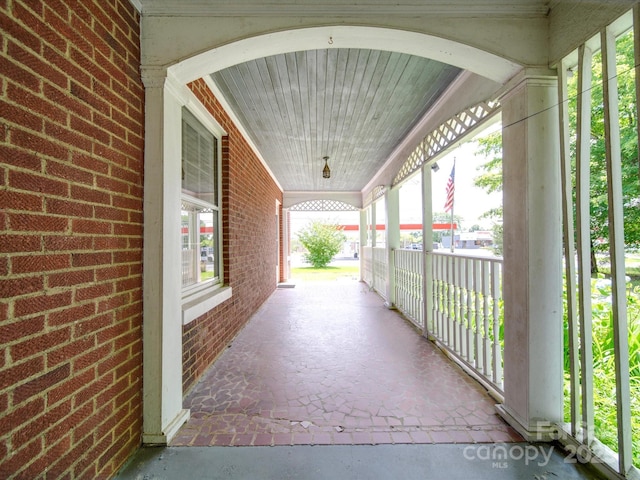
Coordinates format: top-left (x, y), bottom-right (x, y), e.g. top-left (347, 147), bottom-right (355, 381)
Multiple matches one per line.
top-left (169, 26), bottom-right (521, 85)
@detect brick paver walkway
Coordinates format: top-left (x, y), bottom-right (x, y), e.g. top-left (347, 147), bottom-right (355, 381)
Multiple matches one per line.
top-left (171, 279), bottom-right (521, 447)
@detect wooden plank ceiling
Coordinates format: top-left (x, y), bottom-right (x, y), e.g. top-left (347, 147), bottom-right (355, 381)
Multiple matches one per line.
top-left (211, 49), bottom-right (461, 191)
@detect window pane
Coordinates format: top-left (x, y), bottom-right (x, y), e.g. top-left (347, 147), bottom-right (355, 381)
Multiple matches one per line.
top-left (182, 109), bottom-right (218, 205)
top-left (181, 203), bottom-right (218, 288)
top-left (181, 108), bottom-right (221, 292)
top-left (181, 205), bottom-right (198, 287)
top-left (200, 209), bottom-right (217, 281)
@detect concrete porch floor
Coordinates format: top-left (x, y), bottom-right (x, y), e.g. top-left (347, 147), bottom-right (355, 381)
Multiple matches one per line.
top-left (174, 279), bottom-right (519, 447)
top-left (116, 279), bottom-right (603, 479)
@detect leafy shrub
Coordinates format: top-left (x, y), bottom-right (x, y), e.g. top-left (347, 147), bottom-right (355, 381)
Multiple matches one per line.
top-left (563, 277), bottom-right (640, 468)
top-left (296, 220), bottom-right (346, 268)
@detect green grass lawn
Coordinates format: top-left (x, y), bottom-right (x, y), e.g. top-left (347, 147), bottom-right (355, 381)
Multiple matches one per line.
top-left (290, 265), bottom-right (360, 281)
top-left (596, 253), bottom-right (640, 289)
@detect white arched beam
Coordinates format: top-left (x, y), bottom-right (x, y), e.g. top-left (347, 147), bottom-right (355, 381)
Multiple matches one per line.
top-left (165, 26), bottom-right (520, 85)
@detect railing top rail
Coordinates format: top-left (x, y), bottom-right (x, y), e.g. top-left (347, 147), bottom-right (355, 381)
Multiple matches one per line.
top-left (428, 250), bottom-right (503, 264)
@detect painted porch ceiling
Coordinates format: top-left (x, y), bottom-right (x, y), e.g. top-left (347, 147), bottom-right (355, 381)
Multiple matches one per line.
top-left (211, 49), bottom-right (461, 192)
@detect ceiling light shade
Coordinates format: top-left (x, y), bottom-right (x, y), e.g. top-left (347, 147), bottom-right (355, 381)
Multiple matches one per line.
top-left (322, 156), bottom-right (330, 179)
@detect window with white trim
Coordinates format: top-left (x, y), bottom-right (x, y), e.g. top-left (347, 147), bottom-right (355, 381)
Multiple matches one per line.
top-left (181, 107), bottom-right (221, 292)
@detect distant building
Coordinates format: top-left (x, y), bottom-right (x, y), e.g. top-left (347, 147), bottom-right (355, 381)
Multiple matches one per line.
top-left (442, 231), bottom-right (493, 249)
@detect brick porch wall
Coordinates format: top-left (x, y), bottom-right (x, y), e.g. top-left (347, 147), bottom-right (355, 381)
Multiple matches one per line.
top-left (0, 1), bottom-right (144, 478)
top-left (184, 81), bottom-right (283, 393)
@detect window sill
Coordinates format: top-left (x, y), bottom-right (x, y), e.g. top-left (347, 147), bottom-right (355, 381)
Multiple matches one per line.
top-left (182, 284), bottom-right (232, 325)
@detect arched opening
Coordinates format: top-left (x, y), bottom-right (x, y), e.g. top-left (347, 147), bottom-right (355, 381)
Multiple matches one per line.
top-left (143, 20), bottom-right (551, 454)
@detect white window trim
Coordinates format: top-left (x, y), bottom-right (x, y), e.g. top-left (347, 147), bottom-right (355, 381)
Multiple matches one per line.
top-left (166, 75), bottom-right (232, 325)
top-left (182, 285), bottom-right (233, 325)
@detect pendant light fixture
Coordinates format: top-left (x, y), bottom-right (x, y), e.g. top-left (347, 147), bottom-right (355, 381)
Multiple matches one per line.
top-left (322, 156), bottom-right (330, 179)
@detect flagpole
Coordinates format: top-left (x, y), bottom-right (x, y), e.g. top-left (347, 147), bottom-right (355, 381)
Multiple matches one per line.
top-left (450, 157), bottom-right (455, 253)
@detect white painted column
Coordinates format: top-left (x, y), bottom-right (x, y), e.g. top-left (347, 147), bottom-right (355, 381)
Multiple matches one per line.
top-left (496, 69), bottom-right (564, 441)
top-left (385, 187), bottom-right (400, 308)
top-left (141, 68), bottom-right (190, 445)
top-left (370, 201), bottom-right (376, 248)
top-left (370, 202), bottom-right (377, 288)
top-left (282, 208), bottom-right (290, 282)
top-left (422, 165), bottom-right (434, 336)
top-left (359, 208), bottom-right (367, 281)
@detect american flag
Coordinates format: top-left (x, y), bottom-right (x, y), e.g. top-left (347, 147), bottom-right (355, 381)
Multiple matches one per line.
top-left (444, 164), bottom-right (455, 212)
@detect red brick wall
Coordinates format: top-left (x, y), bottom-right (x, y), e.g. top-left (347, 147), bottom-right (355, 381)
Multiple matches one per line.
top-left (183, 80), bottom-right (283, 393)
top-left (0, 1), bottom-right (143, 478)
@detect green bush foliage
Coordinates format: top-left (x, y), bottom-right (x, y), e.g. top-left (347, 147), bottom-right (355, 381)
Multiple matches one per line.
top-left (563, 277), bottom-right (640, 468)
top-left (296, 220), bottom-right (347, 268)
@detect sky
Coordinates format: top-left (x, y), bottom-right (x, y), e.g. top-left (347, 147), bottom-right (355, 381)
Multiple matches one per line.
top-left (290, 123), bottom-right (503, 233)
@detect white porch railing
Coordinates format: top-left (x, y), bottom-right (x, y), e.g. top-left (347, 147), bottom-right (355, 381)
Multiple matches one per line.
top-left (372, 247), bottom-right (388, 300)
top-left (364, 245), bottom-right (503, 393)
top-left (362, 246), bottom-right (373, 286)
top-left (394, 249), bottom-right (424, 329)
top-left (361, 246), bottom-right (389, 300)
top-left (430, 252), bottom-right (503, 393)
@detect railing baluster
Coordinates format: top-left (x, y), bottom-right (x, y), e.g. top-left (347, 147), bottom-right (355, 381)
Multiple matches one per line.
top-left (451, 256), bottom-right (457, 352)
top-left (416, 267), bottom-right (420, 327)
top-left (491, 261), bottom-right (503, 389)
top-left (458, 257), bottom-right (465, 357)
top-left (474, 258), bottom-right (483, 374)
top-left (415, 253), bottom-right (420, 326)
top-left (438, 255), bottom-right (443, 341)
top-left (482, 259), bottom-right (491, 378)
top-left (443, 254), bottom-right (449, 344)
top-left (435, 254), bottom-right (442, 339)
top-left (448, 255), bottom-right (455, 347)
top-left (466, 258), bottom-right (474, 367)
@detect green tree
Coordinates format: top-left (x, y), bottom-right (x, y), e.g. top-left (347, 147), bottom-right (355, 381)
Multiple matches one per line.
top-left (400, 231), bottom-right (422, 248)
top-left (491, 223), bottom-right (504, 256)
top-left (473, 132), bottom-right (504, 254)
top-left (567, 31), bottom-right (640, 252)
top-left (297, 220), bottom-right (347, 268)
top-left (473, 131), bottom-right (503, 216)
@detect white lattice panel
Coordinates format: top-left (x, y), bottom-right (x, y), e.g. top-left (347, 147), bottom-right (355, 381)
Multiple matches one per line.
top-left (393, 100), bottom-right (501, 186)
top-left (289, 199), bottom-right (358, 211)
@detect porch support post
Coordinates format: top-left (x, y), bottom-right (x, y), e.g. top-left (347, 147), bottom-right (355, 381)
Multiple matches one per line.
top-left (385, 187), bottom-right (400, 308)
top-left (371, 201), bottom-right (376, 248)
top-left (282, 208), bottom-right (290, 282)
top-left (370, 201), bottom-right (377, 289)
top-left (496, 69), bottom-right (564, 441)
top-left (359, 208), bottom-right (367, 281)
top-left (422, 165), bottom-right (434, 336)
top-left (141, 67), bottom-right (190, 445)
